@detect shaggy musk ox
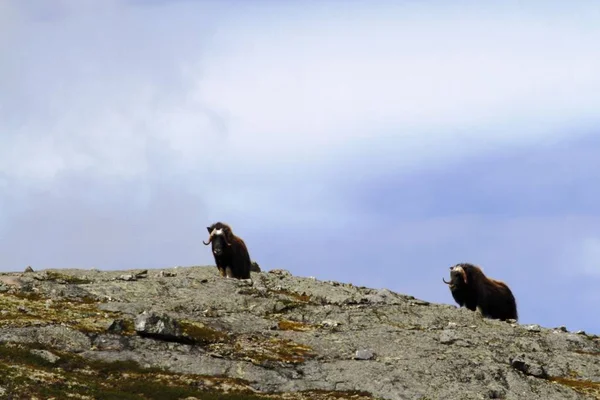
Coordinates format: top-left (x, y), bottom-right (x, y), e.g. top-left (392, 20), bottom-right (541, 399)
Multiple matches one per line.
top-left (203, 222), bottom-right (253, 279)
top-left (443, 263), bottom-right (518, 321)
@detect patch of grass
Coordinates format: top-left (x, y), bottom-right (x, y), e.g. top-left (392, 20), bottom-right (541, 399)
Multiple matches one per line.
top-left (0, 292), bottom-right (124, 334)
top-left (549, 376), bottom-right (600, 397)
top-left (0, 344), bottom-right (380, 400)
top-left (573, 350), bottom-right (600, 357)
top-left (179, 319), bottom-right (229, 345)
top-left (277, 319), bottom-right (313, 332)
top-left (235, 336), bottom-right (315, 365)
top-left (299, 390), bottom-right (376, 399)
top-left (11, 291), bottom-right (45, 301)
top-left (0, 342), bottom-right (273, 399)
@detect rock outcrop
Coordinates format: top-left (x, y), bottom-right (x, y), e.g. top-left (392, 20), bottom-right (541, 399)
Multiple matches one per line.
top-left (0, 266), bottom-right (598, 399)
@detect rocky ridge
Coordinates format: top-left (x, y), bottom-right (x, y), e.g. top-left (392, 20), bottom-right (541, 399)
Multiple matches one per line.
top-left (0, 266), bottom-right (598, 399)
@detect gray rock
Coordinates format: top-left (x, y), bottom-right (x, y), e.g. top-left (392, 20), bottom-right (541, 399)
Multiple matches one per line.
top-left (30, 349), bottom-right (60, 364)
top-left (510, 356), bottom-right (548, 378)
top-left (439, 329), bottom-right (460, 344)
top-left (250, 261), bottom-right (261, 272)
top-left (523, 324), bottom-right (542, 332)
top-left (0, 265), bottom-right (597, 400)
top-left (354, 349), bottom-right (375, 360)
top-left (135, 311), bottom-right (181, 339)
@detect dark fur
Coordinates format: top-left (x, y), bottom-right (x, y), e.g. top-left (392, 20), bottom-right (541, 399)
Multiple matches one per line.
top-left (204, 222), bottom-right (253, 279)
top-left (443, 263), bottom-right (518, 321)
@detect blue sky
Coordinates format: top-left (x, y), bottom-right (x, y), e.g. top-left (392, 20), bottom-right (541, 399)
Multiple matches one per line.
top-left (1, 0), bottom-right (599, 333)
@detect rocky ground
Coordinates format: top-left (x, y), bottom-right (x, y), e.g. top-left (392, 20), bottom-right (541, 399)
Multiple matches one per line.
top-left (0, 265), bottom-right (597, 399)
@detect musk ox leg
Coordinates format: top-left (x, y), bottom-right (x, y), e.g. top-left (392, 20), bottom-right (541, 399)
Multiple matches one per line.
top-left (217, 266), bottom-right (226, 277)
top-left (225, 266), bottom-right (234, 278)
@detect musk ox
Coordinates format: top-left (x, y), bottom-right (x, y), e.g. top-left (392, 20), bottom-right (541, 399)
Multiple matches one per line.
top-left (443, 263), bottom-right (518, 321)
top-left (203, 222), bottom-right (253, 279)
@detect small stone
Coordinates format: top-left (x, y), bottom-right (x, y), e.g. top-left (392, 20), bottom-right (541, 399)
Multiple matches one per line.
top-left (365, 288), bottom-right (398, 304)
top-left (487, 385), bottom-right (507, 399)
top-left (321, 319), bottom-right (341, 327)
top-left (273, 301), bottom-right (289, 313)
top-left (159, 270), bottom-right (177, 277)
top-left (24, 266), bottom-right (34, 273)
top-left (523, 324), bottom-right (541, 332)
top-left (134, 270), bottom-right (148, 279)
top-left (135, 311), bottom-right (182, 341)
top-left (557, 325), bottom-right (568, 332)
top-left (268, 269), bottom-right (292, 277)
top-left (30, 349), bottom-right (60, 364)
top-left (440, 329), bottom-right (460, 345)
top-left (203, 308), bottom-right (220, 318)
top-left (118, 274), bottom-right (136, 281)
top-left (106, 319), bottom-right (130, 333)
top-left (354, 349), bottom-right (375, 360)
top-left (510, 356), bottom-right (547, 378)
top-left (447, 322), bottom-right (458, 329)
top-left (575, 330), bottom-right (586, 335)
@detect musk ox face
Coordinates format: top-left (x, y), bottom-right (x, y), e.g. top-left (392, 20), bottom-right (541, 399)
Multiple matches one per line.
top-left (442, 264), bottom-right (468, 289)
top-left (203, 224), bottom-right (232, 256)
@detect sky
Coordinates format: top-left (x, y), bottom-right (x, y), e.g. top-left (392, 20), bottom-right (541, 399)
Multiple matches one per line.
top-left (1, 0), bottom-right (599, 333)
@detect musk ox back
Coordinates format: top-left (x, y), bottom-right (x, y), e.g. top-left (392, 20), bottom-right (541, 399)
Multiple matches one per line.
top-left (443, 263), bottom-right (518, 321)
top-left (203, 222), bottom-right (252, 279)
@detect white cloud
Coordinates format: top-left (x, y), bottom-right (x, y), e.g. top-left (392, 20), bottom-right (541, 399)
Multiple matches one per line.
top-left (2, 0), bottom-right (600, 198)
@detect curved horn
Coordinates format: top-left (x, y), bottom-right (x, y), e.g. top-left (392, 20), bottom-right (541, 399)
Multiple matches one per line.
top-left (203, 232), bottom-right (214, 245)
top-left (442, 277), bottom-right (452, 284)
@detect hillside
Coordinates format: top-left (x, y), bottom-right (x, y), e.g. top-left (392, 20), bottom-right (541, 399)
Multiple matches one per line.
top-left (0, 266), bottom-right (598, 399)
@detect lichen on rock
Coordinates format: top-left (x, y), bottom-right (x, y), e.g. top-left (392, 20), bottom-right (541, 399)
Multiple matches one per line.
top-left (0, 265), bottom-right (596, 400)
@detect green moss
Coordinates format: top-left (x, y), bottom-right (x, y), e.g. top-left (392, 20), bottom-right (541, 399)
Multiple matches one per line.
top-left (0, 346), bottom-right (380, 400)
top-left (179, 320), bottom-right (229, 345)
top-left (0, 292), bottom-right (125, 334)
top-left (11, 291), bottom-right (45, 301)
top-left (236, 337), bottom-right (315, 365)
top-left (0, 342), bottom-right (274, 399)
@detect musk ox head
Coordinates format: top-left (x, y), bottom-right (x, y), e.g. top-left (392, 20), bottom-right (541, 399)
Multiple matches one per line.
top-left (203, 222), bottom-right (233, 256)
top-left (442, 264), bottom-right (468, 289)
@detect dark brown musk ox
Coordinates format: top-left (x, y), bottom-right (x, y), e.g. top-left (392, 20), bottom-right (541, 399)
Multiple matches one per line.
top-left (203, 222), bottom-right (254, 279)
top-left (443, 263), bottom-right (518, 321)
